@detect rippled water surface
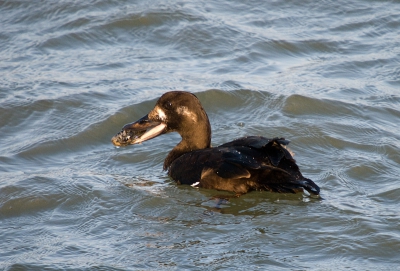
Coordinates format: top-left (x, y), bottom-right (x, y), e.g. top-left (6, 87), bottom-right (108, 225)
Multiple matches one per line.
top-left (1, 0), bottom-right (400, 270)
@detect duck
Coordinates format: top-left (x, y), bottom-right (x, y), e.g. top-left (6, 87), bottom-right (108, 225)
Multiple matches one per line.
top-left (111, 91), bottom-right (320, 196)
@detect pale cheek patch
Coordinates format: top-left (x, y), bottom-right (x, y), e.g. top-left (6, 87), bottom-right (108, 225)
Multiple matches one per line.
top-left (176, 106), bottom-right (197, 122)
top-left (156, 107), bottom-right (167, 121)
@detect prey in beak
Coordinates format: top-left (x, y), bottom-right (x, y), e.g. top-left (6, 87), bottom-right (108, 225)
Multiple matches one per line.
top-left (111, 114), bottom-right (167, 147)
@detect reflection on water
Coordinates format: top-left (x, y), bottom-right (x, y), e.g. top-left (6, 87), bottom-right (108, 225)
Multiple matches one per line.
top-left (1, 0), bottom-right (400, 269)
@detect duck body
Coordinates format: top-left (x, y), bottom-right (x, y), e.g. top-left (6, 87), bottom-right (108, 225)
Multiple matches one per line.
top-left (169, 136), bottom-right (319, 195)
top-left (111, 91), bottom-right (320, 196)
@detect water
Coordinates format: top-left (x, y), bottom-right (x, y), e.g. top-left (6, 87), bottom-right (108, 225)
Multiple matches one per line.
top-left (1, 0), bottom-right (400, 269)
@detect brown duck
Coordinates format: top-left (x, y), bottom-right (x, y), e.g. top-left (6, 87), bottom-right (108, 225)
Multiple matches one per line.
top-left (111, 91), bottom-right (320, 196)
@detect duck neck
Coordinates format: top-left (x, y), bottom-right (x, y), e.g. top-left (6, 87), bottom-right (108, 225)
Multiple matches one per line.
top-left (163, 121), bottom-right (211, 170)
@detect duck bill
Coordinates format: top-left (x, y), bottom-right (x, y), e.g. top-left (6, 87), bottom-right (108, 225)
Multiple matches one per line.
top-left (111, 114), bottom-right (167, 147)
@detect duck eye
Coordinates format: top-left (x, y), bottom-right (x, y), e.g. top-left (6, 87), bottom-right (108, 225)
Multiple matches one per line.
top-left (165, 101), bottom-right (172, 109)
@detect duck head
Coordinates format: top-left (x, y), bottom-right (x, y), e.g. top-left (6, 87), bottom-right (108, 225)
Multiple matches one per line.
top-left (112, 91), bottom-right (212, 166)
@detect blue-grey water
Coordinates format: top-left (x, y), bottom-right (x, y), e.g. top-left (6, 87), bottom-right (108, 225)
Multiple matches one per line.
top-left (1, 0), bottom-right (400, 270)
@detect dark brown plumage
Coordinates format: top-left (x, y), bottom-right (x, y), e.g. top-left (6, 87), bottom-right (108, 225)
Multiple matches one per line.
top-left (111, 91), bottom-right (320, 196)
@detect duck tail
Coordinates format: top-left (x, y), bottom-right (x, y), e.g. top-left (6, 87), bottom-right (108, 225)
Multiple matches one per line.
top-left (298, 178), bottom-right (320, 195)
